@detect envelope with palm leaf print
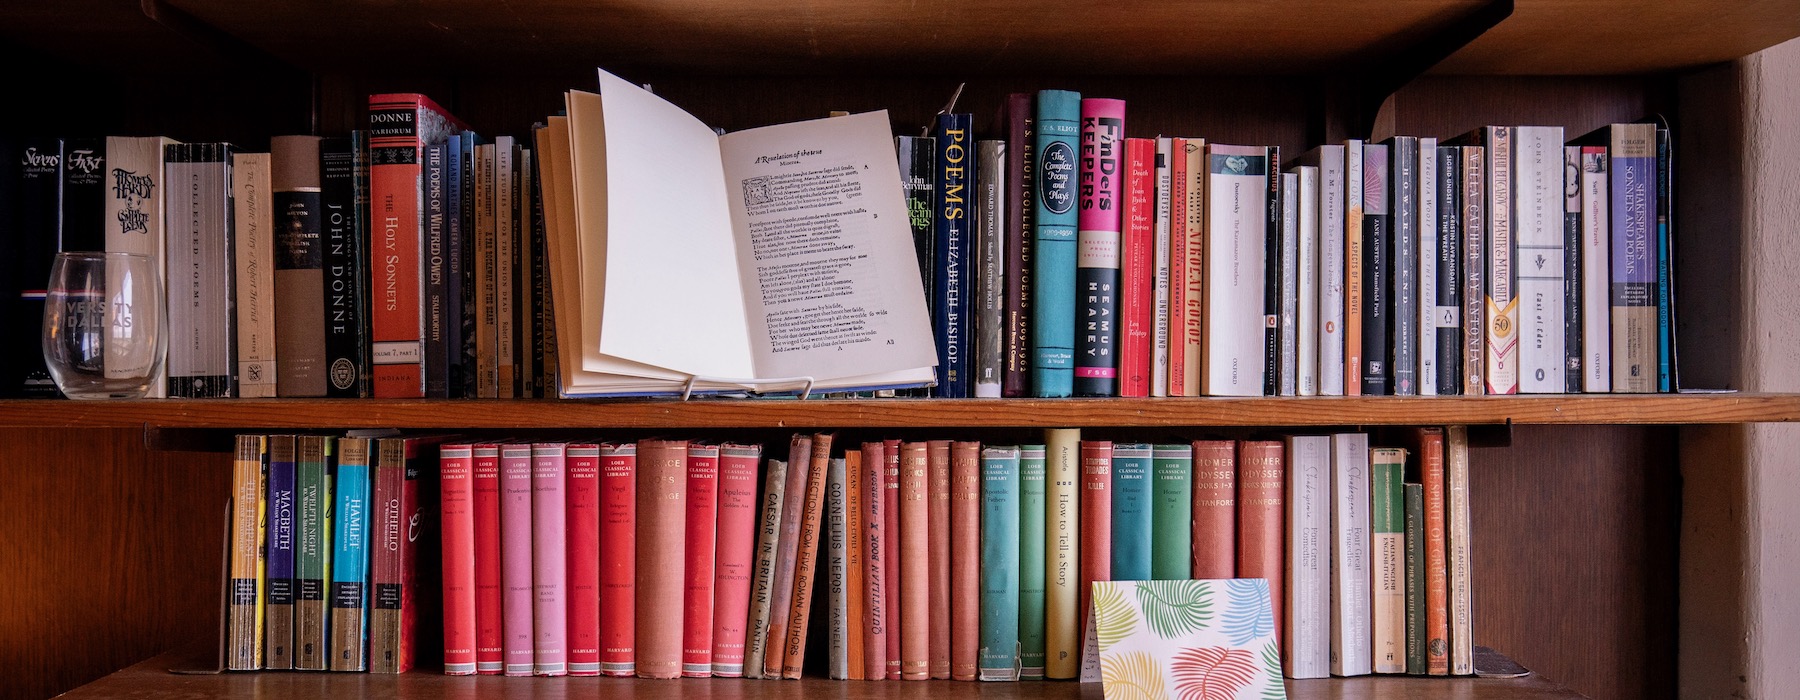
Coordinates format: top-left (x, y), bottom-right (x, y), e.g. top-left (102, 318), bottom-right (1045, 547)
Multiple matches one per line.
top-left (1084, 579), bottom-right (1286, 700)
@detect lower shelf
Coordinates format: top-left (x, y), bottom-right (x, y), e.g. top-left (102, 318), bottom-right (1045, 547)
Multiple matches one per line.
top-left (65, 651), bottom-right (1589, 699)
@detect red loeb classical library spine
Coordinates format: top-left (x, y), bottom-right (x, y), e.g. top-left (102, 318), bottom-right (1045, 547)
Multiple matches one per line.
top-left (566, 444), bottom-right (602, 676)
top-left (439, 444), bottom-right (477, 675)
top-left (600, 443), bottom-right (637, 676)
top-left (472, 444), bottom-right (503, 674)
top-left (682, 444), bottom-right (720, 677)
top-left (711, 443), bottom-right (763, 676)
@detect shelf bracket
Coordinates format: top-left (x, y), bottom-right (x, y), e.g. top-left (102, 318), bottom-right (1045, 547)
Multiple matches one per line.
top-left (1328, 0), bottom-right (1515, 141)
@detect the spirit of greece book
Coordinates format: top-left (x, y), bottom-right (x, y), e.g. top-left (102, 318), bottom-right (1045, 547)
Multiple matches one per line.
top-left (549, 70), bottom-right (934, 396)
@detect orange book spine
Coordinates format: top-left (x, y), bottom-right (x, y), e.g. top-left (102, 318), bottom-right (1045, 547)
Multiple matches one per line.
top-left (845, 449), bottom-right (867, 680)
top-left (898, 442), bottom-right (930, 680)
top-left (633, 439), bottom-right (688, 678)
top-left (781, 434), bottom-right (834, 679)
top-left (862, 442), bottom-right (891, 679)
top-left (1079, 440), bottom-right (1112, 650)
top-left (1419, 428), bottom-right (1450, 675)
top-left (883, 439), bottom-right (903, 679)
top-left (949, 441), bottom-right (981, 681)
top-left (927, 440), bottom-right (952, 679)
top-left (1166, 139), bottom-right (1190, 395)
top-left (1191, 440), bottom-right (1237, 578)
top-left (1237, 440), bottom-right (1285, 645)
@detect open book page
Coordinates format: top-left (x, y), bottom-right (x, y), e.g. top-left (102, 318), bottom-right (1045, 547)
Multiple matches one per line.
top-left (591, 68), bottom-right (756, 380)
top-left (718, 110), bottom-right (937, 384)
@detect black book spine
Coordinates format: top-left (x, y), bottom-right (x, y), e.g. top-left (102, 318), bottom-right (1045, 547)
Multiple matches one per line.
top-left (1361, 144), bottom-right (1391, 396)
top-left (1262, 145), bottom-right (1283, 396)
top-left (529, 153), bottom-right (550, 398)
top-left (1563, 146), bottom-right (1583, 393)
top-left (1435, 146), bottom-right (1463, 394)
top-left (1389, 137), bottom-right (1417, 395)
top-left (1655, 126), bottom-right (1676, 392)
top-left (320, 135), bottom-right (370, 397)
top-left (6, 138), bottom-right (64, 398)
top-left (445, 135), bottom-right (466, 398)
top-left (62, 138), bottom-right (105, 252)
top-left (897, 136), bottom-right (936, 396)
top-left (458, 134), bottom-right (478, 399)
top-left (1002, 94), bottom-right (1035, 398)
top-left (422, 143), bottom-right (450, 398)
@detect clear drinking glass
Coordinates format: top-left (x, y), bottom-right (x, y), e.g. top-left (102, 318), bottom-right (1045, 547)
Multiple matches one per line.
top-left (41, 252), bottom-right (164, 399)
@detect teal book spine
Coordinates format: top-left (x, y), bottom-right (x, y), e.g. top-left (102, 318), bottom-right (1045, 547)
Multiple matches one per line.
top-left (1031, 90), bottom-right (1080, 397)
top-left (1109, 444), bottom-right (1153, 581)
top-left (1016, 444), bottom-right (1047, 678)
top-left (330, 439), bottom-right (373, 671)
top-left (1405, 482), bottom-right (1426, 675)
top-left (1149, 444), bottom-right (1193, 579)
top-left (978, 446), bottom-right (1021, 680)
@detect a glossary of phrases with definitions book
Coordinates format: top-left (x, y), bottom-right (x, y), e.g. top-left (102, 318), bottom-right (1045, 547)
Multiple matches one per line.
top-left (540, 69), bottom-right (937, 397)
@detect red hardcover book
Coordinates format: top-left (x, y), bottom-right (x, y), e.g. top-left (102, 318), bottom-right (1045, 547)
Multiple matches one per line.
top-left (1191, 439), bottom-right (1237, 578)
top-left (600, 442), bottom-right (637, 676)
top-left (762, 434), bottom-right (812, 678)
top-left (862, 442), bottom-right (890, 680)
top-left (949, 441), bottom-right (981, 681)
top-left (1078, 440), bottom-right (1113, 652)
top-left (1167, 139), bottom-right (1191, 396)
top-left (566, 443), bottom-right (602, 676)
top-left (1237, 440), bottom-right (1285, 645)
top-left (1119, 138), bottom-right (1156, 397)
top-left (711, 443), bottom-right (763, 677)
top-left (635, 439), bottom-right (688, 678)
top-left (898, 441), bottom-right (930, 680)
top-left (439, 444), bottom-right (477, 675)
top-left (845, 448), bottom-right (867, 680)
top-left (370, 436), bottom-right (446, 674)
top-left (682, 444), bottom-right (720, 677)
top-left (1415, 428), bottom-right (1450, 675)
top-left (531, 443), bottom-right (569, 676)
top-left (366, 94), bottom-right (468, 397)
top-left (781, 434), bottom-right (835, 679)
top-left (472, 444), bottom-right (503, 674)
top-left (926, 439), bottom-right (952, 679)
top-left (883, 439), bottom-right (903, 680)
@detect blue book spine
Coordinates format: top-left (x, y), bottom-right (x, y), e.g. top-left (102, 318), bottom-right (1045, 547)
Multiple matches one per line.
top-left (331, 442), bottom-right (372, 669)
top-left (1109, 444), bottom-right (1153, 581)
top-left (445, 134), bottom-right (466, 398)
top-left (979, 446), bottom-right (1022, 681)
top-left (1016, 444), bottom-right (1047, 678)
top-left (933, 113), bottom-right (974, 398)
top-left (267, 440), bottom-right (297, 605)
top-left (1149, 444), bottom-right (1193, 580)
top-left (1654, 127), bottom-right (1673, 392)
top-left (1031, 90), bottom-right (1081, 397)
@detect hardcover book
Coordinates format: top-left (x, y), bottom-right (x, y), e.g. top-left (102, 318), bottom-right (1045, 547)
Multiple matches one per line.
top-left (499, 444), bottom-right (535, 676)
top-left (979, 446), bottom-right (1022, 681)
top-left (860, 444), bottom-right (887, 679)
top-left (271, 135), bottom-right (328, 396)
top-left (1031, 90), bottom-right (1082, 397)
top-left (1017, 444), bottom-right (1048, 679)
top-left (1371, 447), bottom-right (1406, 674)
top-left (1297, 146), bottom-right (1346, 396)
top-left (950, 441), bottom-right (982, 680)
top-left (1110, 443), bottom-right (1153, 581)
top-left (743, 456), bottom-right (788, 679)
top-left (1514, 126), bottom-right (1568, 393)
top-left (1078, 440), bottom-right (1113, 658)
top-left (883, 440), bottom-right (903, 679)
top-left (1446, 427), bottom-right (1475, 675)
top-left (1295, 165), bottom-right (1319, 396)
top-left (598, 441), bottom-right (636, 677)
top-left (1404, 482), bottom-right (1425, 675)
top-left (844, 449), bottom-right (866, 679)
top-left (762, 435), bottom-right (811, 676)
top-left (473, 444), bottom-right (503, 673)
top-left (682, 444), bottom-right (720, 677)
top-left (2, 139), bottom-right (62, 398)
top-left (974, 140), bottom-right (1008, 398)
top-left (1149, 444), bottom-right (1193, 581)
top-left (370, 436), bottom-right (445, 675)
top-left (828, 458), bottom-right (850, 679)
top-left (933, 114), bottom-right (974, 398)
top-left (439, 443), bottom-right (477, 675)
top-left (1329, 433), bottom-right (1372, 677)
top-left (264, 436), bottom-right (297, 669)
top-left (1201, 144), bottom-right (1269, 396)
top-left (104, 136), bottom-right (178, 398)
top-left (1190, 440), bottom-right (1236, 579)
top-left (567, 443), bottom-right (602, 675)
top-left (233, 151), bottom-right (277, 399)
top-left (635, 439), bottom-right (688, 678)
top-left (780, 435), bottom-right (833, 679)
top-left (899, 441), bottom-right (931, 679)
top-left (1003, 94), bottom-right (1035, 398)
top-left (1285, 435), bottom-right (1331, 679)
top-left (928, 441), bottom-right (952, 679)
top-left (1074, 98), bottom-right (1125, 396)
top-left (1601, 123), bottom-right (1659, 392)
top-left (319, 136), bottom-right (371, 397)
top-left (712, 443), bottom-right (763, 676)
top-left (1167, 137), bottom-right (1207, 397)
top-left (1044, 429), bottom-right (1081, 679)
top-left (423, 143), bottom-right (453, 398)
top-left (1414, 428), bottom-right (1450, 675)
top-left (1119, 138), bottom-right (1156, 397)
top-left (295, 436), bottom-right (334, 671)
top-left (1235, 441), bottom-right (1285, 648)
top-left (165, 143), bottom-right (237, 398)
top-left (532, 443), bottom-right (569, 676)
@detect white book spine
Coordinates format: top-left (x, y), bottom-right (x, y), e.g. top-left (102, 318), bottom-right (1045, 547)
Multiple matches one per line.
top-left (827, 458), bottom-right (849, 679)
top-left (232, 152), bottom-right (278, 398)
top-left (1297, 166), bottom-right (1319, 396)
top-left (1580, 148), bottom-right (1612, 392)
top-left (1418, 138), bottom-right (1438, 396)
top-left (1284, 434), bottom-right (1331, 678)
top-left (1515, 126), bottom-right (1566, 393)
top-left (1279, 172), bottom-right (1299, 396)
top-left (1317, 147), bottom-right (1346, 395)
top-left (1201, 145), bottom-right (1268, 396)
top-left (974, 141), bottom-right (1007, 398)
top-left (1152, 138), bottom-right (1173, 397)
top-left (495, 137), bottom-right (517, 399)
top-left (104, 136), bottom-right (176, 397)
top-left (1446, 426), bottom-right (1475, 675)
top-left (165, 144), bottom-right (237, 398)
top-left (1329, 432), bottom-right (1371, 677)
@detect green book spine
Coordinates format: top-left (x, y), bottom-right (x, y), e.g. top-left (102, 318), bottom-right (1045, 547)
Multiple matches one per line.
top-left (1405, 482), bottom-right (1426, 675)
top-left (979, 446), bottom-right (1021, 680)
top-left (1109, 444), bottom-right (1153, 581)
top-left (1016, 445), bottom-right (1047, 679)
top-left (1371, 448), bottom-right (1406, 674)
top-left (294, 436), bottom-right (336, 670)
top-left (1150, 444), bottom-right (1193, 579)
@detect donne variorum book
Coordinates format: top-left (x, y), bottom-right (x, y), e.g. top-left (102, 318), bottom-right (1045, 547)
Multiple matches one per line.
top-left (542, 70), bottom-right (936, 396)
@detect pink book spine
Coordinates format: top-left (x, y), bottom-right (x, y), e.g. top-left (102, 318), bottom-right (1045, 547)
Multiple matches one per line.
top-left (566, 443), bottom-right (602, 676)
top-left (472, 444), bottom-right (504, 674)
top-left (439, 444), bottom-right (477, 675)
top-left (882, 439), bottom-right (903, 679)
top-left (499, 444), bottom-right (536, 676)
top-left (532, 443), bottom-right (569, 676)
top-left (682, 444), bottom-right (721, 677)
top-left (711, 443), bottom-right (763, 676)
top-left (599, 443), bottom-right (637, 676)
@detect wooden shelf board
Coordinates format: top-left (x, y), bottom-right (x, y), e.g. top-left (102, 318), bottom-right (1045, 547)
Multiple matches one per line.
top-left (0, 394), bottom-right (1793, 430)
top-left (62, 651), bottom-right (1588, 699)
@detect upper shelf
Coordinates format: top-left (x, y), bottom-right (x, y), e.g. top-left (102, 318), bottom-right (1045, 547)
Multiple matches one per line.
top-left (6, 1), bottom-right (1798, 77)
top-left (0, 395), bottom-right (1794, 430)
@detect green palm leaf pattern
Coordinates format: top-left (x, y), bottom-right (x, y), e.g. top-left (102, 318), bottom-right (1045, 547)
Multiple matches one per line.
top-left (1101, 650), bottom-right (1170, 700)
top-left (1094, 582), bottom-right (1140, 652)
top-left (1261, 639), bottom-right (1286, 700)
top-left (1135, 580), bottom-right (1214, 639)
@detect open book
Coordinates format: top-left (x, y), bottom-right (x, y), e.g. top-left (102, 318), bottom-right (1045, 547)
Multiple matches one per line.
top-left (537, 69), bottom-right (937, 397)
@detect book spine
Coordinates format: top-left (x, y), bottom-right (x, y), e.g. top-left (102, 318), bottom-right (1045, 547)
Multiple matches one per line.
top-left (103, 136), bottom-right (169, 395)
top-left (1610, 123), bottom-right (1659, 392)
top-left (319, 137), bottom-right (369, 397)
top-left (1150, 444), bottom-right (1194, 580)
top-left (1077, 440), bottom-right (1112, 655)
top-left (1074, 98), bottom-right (1125, 396)
top-left (682, 444), bottom-right (720, 677)
top-left (1152, 139), bottom-right (1174, 397)
top-left (268, 137), bottom-right (326, 396)
top-left (899, 441), bottom-right (931, 679)
top-left (474, 144), bottom-right (497, 398)
top-left (232, 152), bottom-right (276, 398)
top-left (1190, 439), bottom-right (1236, 578)
top-left (387, 438), bottom-right (426, 674)
top-left (635, 439), bottom-right (688, 678)
top-left (1318, 147), bottom-right (1347, 396)
top-left (1109, 443), bottom-right (1153, 581)
top-left (294, 436), bottom-right (333, 671)
top-left (1361, 143), bottom-right (1391, 396)
top-left (1280, 171), bottom-right (1300, 395)
top-left (927, 440), bottom-right (954, 679)
top-left (531, 443), bottom-right (569, 676)
top-left (229, 435), bottom-right (267, 670)
top-left (6, 138), bottom-right (61, 398)
top-left (567, 444), bottom-right (602, 676)
top-left (1436, 146), bottom-right (1464, 395)
top-left (898, 135), bottom-right (937, 392)
top-left (743, 456), bottom-right (788, 679)
top-left (1297, 166), bottom-right (1319, 396)
top-left (1180, 140), bottom-right (1207, 396)
top-left (446, 133), bottom-right (468, 398)
top-left (265, 436), bottom-right (296, 669)
top-left (979, 446), bottom-right (1022, 681)
top-left (1404, 483), bottom-right (1425, 675)
top-left (330, 438), bottom-right (370, 672)
top-left (1004, 94), bottom-right (1036, 398)
top-left (1264, 147), bottom-right (1285, 396)
top-left (62, 136), bottom-right (106, 256)
top-left (950, 441), bottom-right (982, 680)
top-left (166, 143), bottom-right (237, 398)
top-left (1329, 433), bottom-right (1372, 676)
top-left (1446, 427), bottom-right (1475, 675)
top-left (782, 435), bottom-right (835, 679)
top-left (367, 97), bottom-right (430, 398)
top-left (1419, 428), bottom-right (1450, 675)
top-left (844, 449), bottom-right (866, 680)
top-left (498, 444), bottom-right (535, 675)
top-left (1284, 435), bottom-right (1332, 679)
top-left (1371, 447), bottom-right (1406, 674)
top-left (473, 445), bottom-right (503, 673)
top-left (883, 440), bottom-right (903, 679)
top-left (828, 458), bottom-right (850, 679)
top-left (1202, 144), bottom-right (1269, 396)
top-left (1390, 138), bottom-right (1418, 395)
top-left (712, 444), bottom-right (763, 677)
top-left (975, 140), bottom-right (1008, 398)
top-left (1656, 127), bottom-right (1674, 391)
top-left (1344, 140), bottom-right (1365, 395)
top-left (518, 149), bottom-right (539, 397)
top-left (495, 139), bottom-right (517, 398)
top-left (1167, 139), bottom-right (1192, 396)
top-left (763, 435), bottom-right (812, 676)
top-left (861, 444), bottom-right (888, 679)
top-left (1564, 145), bottom-right (1585, 393)
top-left (1016, 445), bottom-right (1048, 678)
top-left (1487, 127), bottom-right (1520, 394)
top-left (1043, 429), bottom-right (1080, 679)
top-left (933, 113), bottom-right (974, 398)
top-left (1419, 137), bottom-right (1439, 396)
top-left (1516, 126), bottom-right (1567, 393)
top-left (422, 143), bottom-right (450, 397)
top-left (1461, 145), bottom-right (1487, 395)
top-left (1119, 138), bottom-right (1156, 397)
top-left (1581, 147), bottom-right (1612, 392)
top-left (1237, 441), bottom-right (1285, 646)
top-left (1032, 90), bottom-right (1081, 397)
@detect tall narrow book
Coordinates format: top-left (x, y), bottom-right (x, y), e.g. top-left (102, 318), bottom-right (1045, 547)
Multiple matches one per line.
top-left (828, 457), bottom-right (851, 679)
top-left (1237, 441), bottom-right (1285, 647)
top-left (1302, 146), bottom-right (1347, 396)
top-left (1415, 428), bottom-right (1450, 676)
top-left (1460, 145), bottom-right (1487, 396)
top-left (499, 444), bottom-right (535, 676)
top-left (712, 444), bottom-right (763, 677)
top-left (264, 435), bottom-right (297, 669)
top-left (1119, 137), bottom-right (1156, 397)
top-left (1404, 482), bottom-right (1426, 675)
top-left (1360, 143), bottom-right (1390, 396)
top-left (1149, 444), bottom-right (1193, 580)
top-left (974, 140), bottom-right (1008, 398)
top-left (743, 457), bottom-right (788, 679)
top-left (1296, 165), bottom-right (1320, 396)
top-left (1329, 433), bottom-right (1372, 677)
top-left (1109, 443), bottom-right (1153, 581)
top-left (1446, 427), bottom-right (1475, 675)
top-left (1604, 123), bottom-right (1659, 392)
top-left (1514, 126), bottom-right (1567, 393)
top-left (928, 440), bottom-right (953, 678)
top-left (883, 440), bottom-right (903, 679)
top-left (271, 135), bottom-right (329, 396)
top-left (780, 435), bottom-right (834, 679)
top-left (1344, 139), bottom-right (1365, 395)
top-left (374, 437), bottom-right (446, 675)
top-left (861, 442), bottom-right (889, 680)
top-left (1191, 439), bottom-right (1236, 579)
top-left (635, 439), bottom-right (689, 678)
top-left (1151, 138), bottom-right (1174, 397)
top-left (1078, 440), bottom-right (1112, 657)
top-left (165, 143), bottom-right (237, 398)
top-left (105, 136), bottom-right (178, 398)
top-left (472, 444), bottom-right (503, 673)
top-left (682, 444), bottom-right (720, 677)
top-left (1371, 447), bottom-right (1406, 674)
top-left (294, 436), bottom-right (334, 671)
top-left (979, 446), bottom-right (1022, 681)
top-left (233, 151), bottom-right (276, 399)
top-left (933, 113), bottom-right (974, 398)
top-left (319, 136), bottom-right (371, 398)
top-left (1044, 428), bottom-right (1081, 679)
top-left (843, 449), bottom-right (867, 680)
top-left (600, 443), bottom-right (637, 676)
top-left (1418, 137), bottom-right (1439, 396)
top-left (1435, 145), bottom-right (1464, 395)
top-left (1201, 144), bottom-right (1269, 396)
top-left (229, 435), bottom-right (267, 671)
top-left (567, 444), bottom-right (602, 676)
top-left (531, 443), bottom-right (569, 676)
top-left (330, 437), bottom-right (372, 672)
top-left (950, 441), bottom-right (982, 680)
top-left (1017, 444), bottom-right (1048, 679)
top-left (762, 435), bottom-right (812, 676)
top-left (899, 441), bottom-right (931, 679)
top-left (1003, 93), bottom-right (1036, 398)
top-left (1074, 98), bottom-right (1125, 396)
top-left (1580, 146), bottom-right (1611, 392)
top-left (1387, 137), bottom-right (1417, 396)
top-left (1285, 435), bottom-right (1331, 679)
top-left (1031, 90), bottom-right (1081, 397)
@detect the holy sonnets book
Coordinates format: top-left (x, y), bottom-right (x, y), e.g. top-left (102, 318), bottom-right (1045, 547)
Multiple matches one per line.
top-left (542, 69), bottom-right (936, 396)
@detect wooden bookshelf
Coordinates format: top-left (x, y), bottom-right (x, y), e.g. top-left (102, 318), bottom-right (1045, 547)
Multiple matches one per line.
top-left (0, 394), bottom-right (1794, 430)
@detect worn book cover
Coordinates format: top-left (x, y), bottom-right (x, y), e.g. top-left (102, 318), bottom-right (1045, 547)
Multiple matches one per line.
top-left (635, 439), bottom-right (688, 678)
top-left (1032, 90), bottom-right (1081, 397)
top-left (271, 135), bottom-right (327, 396)
top-left (531, 443), bottom-right (569, 676)
top-left (233, 150), bottom-right (275, 399)
top-left (979, 446), bottom-right (1021, 681)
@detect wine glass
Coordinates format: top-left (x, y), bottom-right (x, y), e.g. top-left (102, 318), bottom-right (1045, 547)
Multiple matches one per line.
top-left (41, 252), bottom-right (164, 399)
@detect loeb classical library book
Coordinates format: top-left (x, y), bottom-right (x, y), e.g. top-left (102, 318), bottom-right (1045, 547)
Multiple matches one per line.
top-left (4, 3), bottom-right (1800, 700)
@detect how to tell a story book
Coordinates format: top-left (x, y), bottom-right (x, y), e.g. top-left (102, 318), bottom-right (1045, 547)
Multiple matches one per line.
top-left (543, 69), bottom-right (936, 396)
